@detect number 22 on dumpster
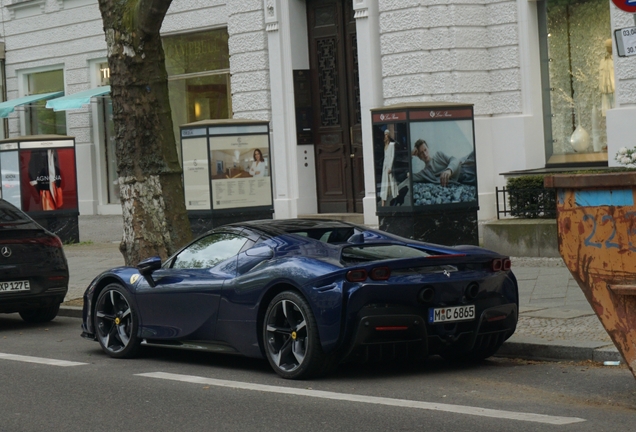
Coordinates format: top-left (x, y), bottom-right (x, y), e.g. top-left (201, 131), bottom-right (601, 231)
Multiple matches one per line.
top-left (582, 212), bottom-right (636, 251)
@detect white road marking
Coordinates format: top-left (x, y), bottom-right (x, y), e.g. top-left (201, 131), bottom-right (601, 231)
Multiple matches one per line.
top-left (137, 372), bottom-right (585, 425)
top-left (0, 352), bottom-right (87, 367)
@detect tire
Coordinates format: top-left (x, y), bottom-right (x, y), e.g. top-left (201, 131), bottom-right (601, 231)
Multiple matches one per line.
top-left (263, 291), bottom-right (334, 379)
top-left (19, 303), bottom-right (60, 323)
top-left (94, 283), bottom-right (141, 359)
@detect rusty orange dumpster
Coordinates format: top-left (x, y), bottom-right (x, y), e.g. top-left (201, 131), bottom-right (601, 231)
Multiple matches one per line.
top-left (545, 172), bottom-right (636, 379)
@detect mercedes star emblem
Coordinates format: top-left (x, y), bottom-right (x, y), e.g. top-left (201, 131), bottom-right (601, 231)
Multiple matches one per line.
top-left (1, 246), bottom-right (12, 258)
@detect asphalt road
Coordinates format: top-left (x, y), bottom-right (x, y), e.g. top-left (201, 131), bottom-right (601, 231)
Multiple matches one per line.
top-left (1, 315), bottom-right (635, 432)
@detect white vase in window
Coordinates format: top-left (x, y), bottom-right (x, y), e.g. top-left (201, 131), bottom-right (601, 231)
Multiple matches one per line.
top-left (570, 111), bottom-right (590, 152)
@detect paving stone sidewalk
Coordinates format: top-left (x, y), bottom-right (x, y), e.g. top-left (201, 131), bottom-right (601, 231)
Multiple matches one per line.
top-left (60, 215), bottom-right (622, 364)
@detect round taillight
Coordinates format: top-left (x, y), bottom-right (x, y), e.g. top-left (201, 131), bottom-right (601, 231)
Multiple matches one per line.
top-left (346, 269), bottom-right (368, 282)
top-left (503, 258), bottom-right (511, 271)
top-left (370, 267), bottom-right (391, 281)
top-left (491, 258), bottom-right (503, 272)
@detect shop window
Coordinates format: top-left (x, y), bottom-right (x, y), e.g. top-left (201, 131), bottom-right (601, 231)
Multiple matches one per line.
top-left (168, 73), bottom-right (230, 128)
top-left (25, 69), bottom-right (66, 135)
top-left (99, 29), bottom-right (231, 206)
top-left (0, 56), bottom-right (6, 139)
top-left (539, 0), bottom-right (612, 166)
top-left (102, 98), bottom-right (120, 204)
top-left (163, 28), bottom-right (231, 146)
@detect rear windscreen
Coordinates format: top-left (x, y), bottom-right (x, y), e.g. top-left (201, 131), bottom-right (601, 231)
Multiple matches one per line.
top-left (341, 245), bottom-right (431, 264)
top-left (0, 201), bottom-right (31, 224)
top-left (291, 227), bottom-right (358, 244)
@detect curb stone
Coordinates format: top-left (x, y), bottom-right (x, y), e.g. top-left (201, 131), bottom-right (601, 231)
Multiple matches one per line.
top-left (498, 336), bottom-right (622, 363)
top-left (59, 306), bottom-right (83, 319)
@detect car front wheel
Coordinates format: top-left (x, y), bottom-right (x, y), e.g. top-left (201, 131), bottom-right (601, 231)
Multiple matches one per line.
top-left (263, 291), bottom-right (333, 379)
top-left (94, 283), bottom-right (140, 358)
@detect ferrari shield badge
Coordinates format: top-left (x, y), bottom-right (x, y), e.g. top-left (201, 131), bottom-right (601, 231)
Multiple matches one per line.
top-left (130, 274), bottom-right (140, 284)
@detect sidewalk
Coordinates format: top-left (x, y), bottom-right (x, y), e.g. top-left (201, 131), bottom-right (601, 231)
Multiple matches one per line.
top-left (59, 215), bottom-right (622, 364)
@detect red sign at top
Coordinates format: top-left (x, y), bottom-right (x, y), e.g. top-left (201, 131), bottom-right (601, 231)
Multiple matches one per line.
top-left (410, 109), bottom-right (473, 121)
top-left (612, 0), bottom-right (636, 13)
top-left (372, 112), bottom-right (407, 123)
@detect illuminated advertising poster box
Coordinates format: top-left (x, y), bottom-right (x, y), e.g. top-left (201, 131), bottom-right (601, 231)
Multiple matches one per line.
top-left (0, 135), bottom-right (79, 243)
top-left (180, 120), bottom-right (274, 235)
top-left (371, 103), bottom-right (479, 246)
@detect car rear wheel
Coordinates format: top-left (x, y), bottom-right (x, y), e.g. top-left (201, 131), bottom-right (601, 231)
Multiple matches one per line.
top-left (263, 291), bottom-right (333, 379)
top-left (94, 284), bottom-right (140, 358)
top-left (19, 303), bottom-right (60, 323)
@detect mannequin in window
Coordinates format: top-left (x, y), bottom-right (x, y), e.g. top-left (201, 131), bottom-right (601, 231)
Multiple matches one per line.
top-left (380, 130), bottom-right (398, 207)
top-left (599, 38), bottom-right (615, 117)
top-left (28, 149), bottom-right (63, 210)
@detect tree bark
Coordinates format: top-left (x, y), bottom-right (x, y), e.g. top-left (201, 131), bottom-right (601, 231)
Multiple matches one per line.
top-left (98, 0), bottom-right (191, 265)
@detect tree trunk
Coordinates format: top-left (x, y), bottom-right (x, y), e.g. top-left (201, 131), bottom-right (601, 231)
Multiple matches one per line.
top-left (98, 0), bottom-right (191, 265)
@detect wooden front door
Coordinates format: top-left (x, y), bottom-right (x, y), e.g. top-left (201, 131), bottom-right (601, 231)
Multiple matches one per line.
top-left (307, 0), bottom-right (363, 213)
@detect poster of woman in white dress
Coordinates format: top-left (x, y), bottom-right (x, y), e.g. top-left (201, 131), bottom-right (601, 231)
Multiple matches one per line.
top-left (373, 123), bottom-right (410, 208)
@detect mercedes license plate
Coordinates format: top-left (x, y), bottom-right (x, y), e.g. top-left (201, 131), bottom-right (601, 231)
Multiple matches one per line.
top-left (0, 280), bottom-right (30, 292)
top-left (428, 305), bottom-right (475, 323)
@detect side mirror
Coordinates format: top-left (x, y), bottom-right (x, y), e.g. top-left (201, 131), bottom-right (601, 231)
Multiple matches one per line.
top-left (137, 256), bottom-right (162, 287)
top-left (347, 233), bottom-right (365, 244)
top-left (245, 245), bottom-right (274, 259)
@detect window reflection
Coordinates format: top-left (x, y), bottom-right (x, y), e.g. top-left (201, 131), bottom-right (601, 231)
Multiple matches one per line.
top-left (168, 73), bottom-right (230, 148)
top-left (26, 70), bottom-right (66, 136)
top-left (172, 232), bottom-right (247, 269)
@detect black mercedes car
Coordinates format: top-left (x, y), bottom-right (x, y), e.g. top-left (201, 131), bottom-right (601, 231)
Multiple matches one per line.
top-left (0, 199), bottom-right (69, 322)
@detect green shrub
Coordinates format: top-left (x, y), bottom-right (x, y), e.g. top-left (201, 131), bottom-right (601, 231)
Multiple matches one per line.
top-left (506, 168), bottom-right (636, 219)
top-left (506, 175), bottom-right (556, 219)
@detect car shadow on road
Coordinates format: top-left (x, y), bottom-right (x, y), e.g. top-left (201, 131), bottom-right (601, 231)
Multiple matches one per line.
top-left (132, 345), bottom-right (273, 374)
top-left (0, 315), bottom-right (71, 333)
top-left (332, 356), bottom-right (492, 379)
top-left (106, 344), bottom-right (497, 382)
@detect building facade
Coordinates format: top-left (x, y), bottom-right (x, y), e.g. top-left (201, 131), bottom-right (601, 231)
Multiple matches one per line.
top-left (0, 0), bottom-right (634, 225)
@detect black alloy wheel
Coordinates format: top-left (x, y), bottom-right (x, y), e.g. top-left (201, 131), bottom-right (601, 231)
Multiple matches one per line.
top-left (94, 284), bottom-right (141, 358)
top-left (263, 291), bottom-right (333, 379)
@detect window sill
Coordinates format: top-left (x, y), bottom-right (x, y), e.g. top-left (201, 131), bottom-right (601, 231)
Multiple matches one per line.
top-left (6, 0), bottom-right (64, 19)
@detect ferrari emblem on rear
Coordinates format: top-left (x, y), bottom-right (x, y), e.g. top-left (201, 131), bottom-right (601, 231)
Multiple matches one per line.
top-left (130, 274), bottom-right (140, 284)
top-left (443, 270), bottom-right (451, 278)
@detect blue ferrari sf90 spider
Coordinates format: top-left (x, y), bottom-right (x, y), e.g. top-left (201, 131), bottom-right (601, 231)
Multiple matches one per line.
top-left (81, 219), bottom-right (518, 379)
